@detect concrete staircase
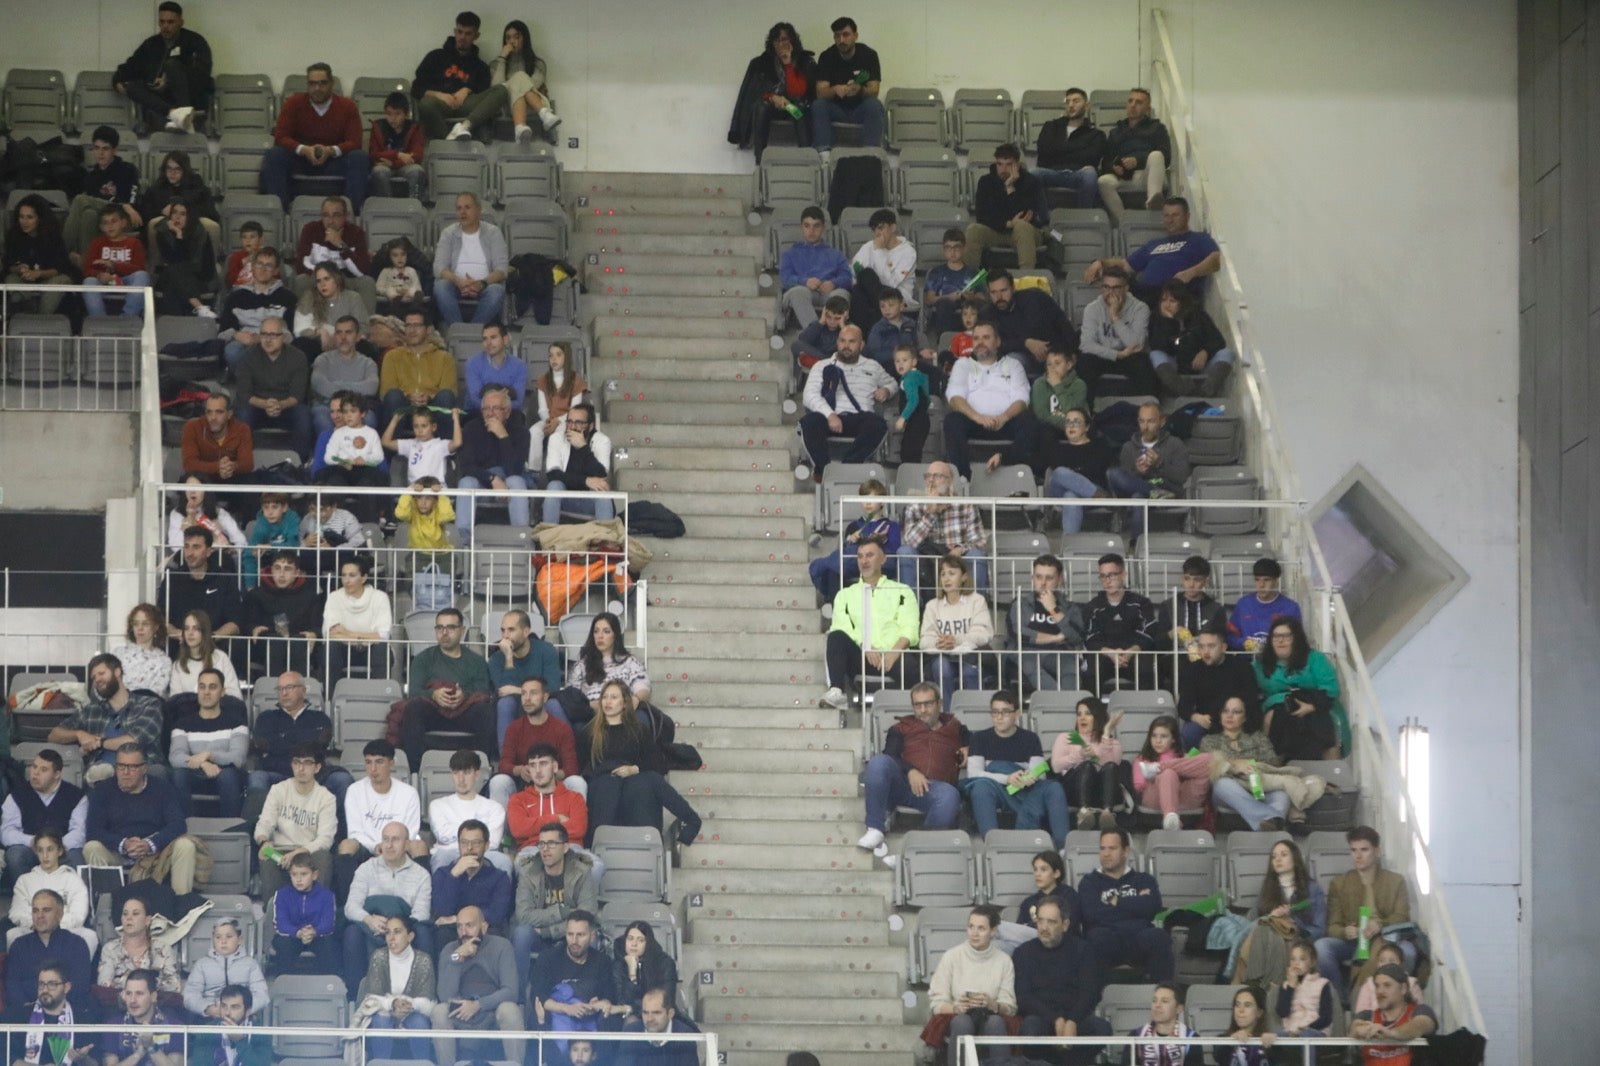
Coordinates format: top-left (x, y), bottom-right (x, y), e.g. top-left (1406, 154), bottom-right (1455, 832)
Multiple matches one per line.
top-left (571, 173), bottom-right (918, 1066)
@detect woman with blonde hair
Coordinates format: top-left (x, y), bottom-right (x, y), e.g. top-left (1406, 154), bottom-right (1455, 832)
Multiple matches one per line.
top-left (579, 680), bottom-right (700, 848)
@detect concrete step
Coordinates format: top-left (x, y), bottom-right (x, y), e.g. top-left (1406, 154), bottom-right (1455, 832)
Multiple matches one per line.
top-left (586, 252), bottom-right (761, 277)
top-left (699, 994), bottom-right (906, 1026)
top-left (570, 172), bottom-right (748, 199)
top-left (650, 607), bottom-right (816, 637)
top-left (576, 213), bottom-right (751, 237)
top-left (676, 514), bottom-right (806, 541)
top-left (576, 232), bottom-right (767, 258)
top-left (682, 843), bottom-right (874, 873)
top-left (616, 445), bottom-right (794, 472)
top-left (690, 917), bottom-right (888, 948)
top-left (611, 403), bottom-right (782, 431)
top-left (645, 561), bottom-right (810, 587)
top-left (645, 541), bottom-right (812, 566)
top-left (686, 747), bottom-right (858, 774)
top-left (678, 868), bottom-right (891, 900)
top-left (705, 1022), bottom-right (920, 1054)
top-left (677, 723), bottom-right (849, 748)
top-left (584, 293), bottom-right (774, 322)
top-left (648, 630), bottom-right (824, 659)
top-left (639, 490), bottom-right (806, 519)
top-left (588, 273), bottom-right (770, 298)
top-left (653, 658), bottom-right (821, 685)
top-left (646, 585), bottom-right (814, 610)
top-left (688, 794), bottom-right (859, 823)
top-left (619, 469), bottom-right (795, 496)
top-left (609, 423), bottom-right (790, 449)
top-left (605, 381), bottom-right (786, 406)
top-left (594, 357), bottom-right (785, 383)
top-left (688, 895), bottom-right (889, 922)
top-left (654, 680), bottom-right (821, 710)
top-left (690, 818), bottom-right (865, 846)
top-left (576, 195), bottom-right (747, 217)
top-left (670, 708), bottom-right (842, 732)
top-left (679, 769), bottom-right (857, 798)
top-left (593, 314), bottom-right (770, 340)
top-left (593, 337), bottom-right (779, 361)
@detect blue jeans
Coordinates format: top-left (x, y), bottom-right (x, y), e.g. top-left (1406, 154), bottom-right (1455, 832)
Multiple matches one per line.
top-left (457, 471), bottom-right (531, 533)
top-left (432, 279), bottom-right (506, 326)
top-left (1150, 346), bottom-right (1236, 370)
top-left (961, 776), bottom-right (1070, 848)
top-left (170, 764), bottom-right (246, 818)
top-left (898, 542), bottom-right (989, 601)
top-left (1210, 777), bottom-right (1289, 829)
top-left (236, 399), bottom-right (315, 461)
top-left (1045, 466), bottom-right (1103, 534)
top-left (929, 653), bottom-right (980, 711)
top-left (510, 925), bottom-right (556, 998)
top-left (812, 96), bottom-right (886, 149)
top-left (1033, 165), bottom-right (1101, 208)
top-left (861, 753), bottom-right (960, 832)
top-left (367, 1009), bottom-right (432, 1057)
top-left (1316, 935), bottom-right (1416, 1003)
top-left (543, 481), bottom-right (615, 526)
top-left (1107, 466), bottom-right (1163, 541)
top-left (259, 145), bottom-right (372, 212)
top-left (82, 272), bottom-right (150, 316)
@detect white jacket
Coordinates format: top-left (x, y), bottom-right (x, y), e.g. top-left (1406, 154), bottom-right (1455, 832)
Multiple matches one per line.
top-left (802, 355), bottom-right (897, 417)
top-left (920, 593), bottom-right (995, 654)
top-left (343, 777), bottom-right (423, 851)
top-left (851, 237), bottom-right (918, 303)
top-left (544, 427), bottom-right (613, 475)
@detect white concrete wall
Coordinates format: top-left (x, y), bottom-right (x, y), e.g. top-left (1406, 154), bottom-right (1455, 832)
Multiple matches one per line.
top-left (0, 412), bottom-right (136, 509)
top-left (1152, 1), bottom-right (1521, 1057)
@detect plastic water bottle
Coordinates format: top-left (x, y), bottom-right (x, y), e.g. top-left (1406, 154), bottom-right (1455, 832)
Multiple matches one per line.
top-left (1355, 905), bottom-right (1373, 960)
top-left (1248, 762), bottom-right (1265, 801)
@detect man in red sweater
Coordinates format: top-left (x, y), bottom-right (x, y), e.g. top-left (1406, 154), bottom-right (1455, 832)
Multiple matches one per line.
top-left (260, 62), bottom-right (370, 212)
top-left (180, 393), bottom-right (256, 482)
top-left (489, 678), bottom-right (582, 807)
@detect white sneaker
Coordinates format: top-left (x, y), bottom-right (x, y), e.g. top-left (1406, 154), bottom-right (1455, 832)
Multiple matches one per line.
top-left (1162, 812), bottom-right (1182, 831)
top-left (514, 124), bottom-right (534, 145)
top-left (538, 107), bottom-right (563, 135)
top-left (819, 686), bottom-right (849, 711)
top-left (819, 149), bottom-right (832, 164)
top-left (447, 121), bottom-right (473, 141)
top-left (820, 603), bottom-right (834, 622)
top-left (163, 108), bottom-right (187, 132)
top-left (856, 828), bottom-right (885, 850)
top-left (193, 305), bottom-right (217, 319)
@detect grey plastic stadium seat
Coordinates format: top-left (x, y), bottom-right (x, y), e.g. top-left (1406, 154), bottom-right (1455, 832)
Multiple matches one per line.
top-left (360, 196), bottom-right (430, 250)
top-left (472, 525), bottom-right (535, 605)
top-left (181, 894), bottom-right (260, 966)
top-left (215, 133), bottom-right (275, 199)
top-left (496, 144), bottom-right (563, 205)
top-left (592, 825), bottom-right (669, 904)
top-left (1187, 465), bottom-right (1263, 536)
top-left (1089, 89), bottom-right (1130, 130)
top-left (884, 87), bottom-right (947, 149)
top-left (1136, 532), bottom-right (1212, 594)
top-left (331, 677), bottom-right (405, 754)
top-left (895, 145), bottom-right (961, 211)
top-left (351, 76), bottom-right (410, 122)
top-left (832, 205), bottom-right (881, 255)
top-left (220, 193), bottom-right (288, 247)
top-left (1026, 689), bottom-right (1092, 741)
top-left (911, 905), bottom-right (972, 985)
top-left (951, 89), bottom-right (1014, 153)
top-left (72, 70), bottom-right (135, 135)
top-left (910, 208), bottom-right (971, 272)
top-left (1062, 828), bottom-right (1112, 885)
top-left (895, 830), bottom-right (975, 908)
top-left (269, 974), bottom-right (349, 1057)
top-left (1302, 831), bottom-right (1352, 894)
top-left (1223, 830), bottom-right (1295, 900)
top-left (3, 69), bottom-right (68, 137)
top-left (503, 198), bottom-right (569, 259)
top-left (969, 463), bottom-right (1037, 501)
top-left (1051, 209), bottom-right (1114, 272)
top-left (188, 816), bottom-right (252, 894)
top-left (423, 140), bottom-right (489, 204)
top-left (1096, 983), bottom-right (1158, 1034)
top-left (4, 313), bottom-right (72, 386)
top-left (950, 689), bottom-right (1000, 735)
top-left (1186, 412), bottom-right (1244, 467)
top-left (1290, 759), bottom-right (1359, 830)
top-left (211, 73), bottom-right (275, 135)
top-left (816, 462), bottom-right (886, 534)
top-left (1017, 90), bottom-right (1063, 144)
top-left (757, 147), bottom-right (826, 211)
top-left (981, 828), bottom-right (1054, 908)
top-left (1144, 828), bottom-right (1222, 903)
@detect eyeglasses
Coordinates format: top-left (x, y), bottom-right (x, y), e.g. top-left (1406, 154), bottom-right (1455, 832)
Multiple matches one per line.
top-left (36, 980), bottom-right (64, 988)
top-left (1098, 570), bottom-right (1123, 580)
top-left (115, 763), bottom-right (146, 771)
top-left (259, 331), bottom-right (286, 338)
top-left (537, 839), bottom-right (565, 848)
top-left (290, 757), bottom-right (319, 767)
top-left (434, 623), bottom-right (463, 631)
top-left (911, 698), bottom-right (940, 708)
top-left (989, 709), bottom-right (1017, 716)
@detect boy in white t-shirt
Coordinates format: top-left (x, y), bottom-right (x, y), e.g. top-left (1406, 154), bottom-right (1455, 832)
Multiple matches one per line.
top-left (429, 749), bottom-right (511, 874)
top-left (381, 404), bottom-right (462, 482)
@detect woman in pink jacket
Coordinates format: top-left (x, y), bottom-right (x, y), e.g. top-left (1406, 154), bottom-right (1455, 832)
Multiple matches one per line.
top-left (1131, 714), bottom-right (1213, 830)
top-left (1049, 696), bottom-right (1125, 830)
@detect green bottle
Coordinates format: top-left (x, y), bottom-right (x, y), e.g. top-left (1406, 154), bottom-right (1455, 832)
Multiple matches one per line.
top-left (1248, 763), bottom-right (1265, 801)
top-left (962, 268), bottom-right (989, 292)
top-left (261, 844), bottom-right (284, 864)
top-left (1355, 905), bottom-right (1373, 960)
top-left (784, 102), bottom-right (804, 120)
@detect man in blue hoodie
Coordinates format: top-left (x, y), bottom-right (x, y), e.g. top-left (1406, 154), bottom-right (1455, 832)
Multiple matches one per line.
top-left (1075, 828), bottom-right (1173, 984)
top-left (780, 207), bottom-right (852, 329)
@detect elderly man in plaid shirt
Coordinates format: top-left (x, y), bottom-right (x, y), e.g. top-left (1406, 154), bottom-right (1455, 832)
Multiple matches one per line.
top-left (896, 460), bottom-right (990, 598)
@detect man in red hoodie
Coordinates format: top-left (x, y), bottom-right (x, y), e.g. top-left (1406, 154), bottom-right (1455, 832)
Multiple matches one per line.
top-left (505, 741), bottom-right (587, 851)
top-left (490, 678), bottom-right (582, 807)
top-left (261, 63), bottom-right (370, 212)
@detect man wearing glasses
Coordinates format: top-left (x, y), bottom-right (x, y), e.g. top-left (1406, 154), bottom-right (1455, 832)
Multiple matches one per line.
top-left (261, 63), bottom-right (370, 213)
top-left (1075, 266), bottom-right (1152, 392)
top-left (960, 690), bottom-right (1068, 848)
top-left (510, 821), bottom-right (598, 994)
top-left (397, 609), bottom-right (495, 768)
top-left (220, 248), bottom-right (295, 375)
top-left (1082, 553), bottom-right (1158, 694)
top-left (856, 682), bottom-right (967, 855)
top-left (234, 315), bottom-right (314, 462)
top-left (81, 744), bottom-right (201, 896)
top-left (897, 461), bottom-right (990, 598)
top-left (4, 963), bottom-right (100, 1062)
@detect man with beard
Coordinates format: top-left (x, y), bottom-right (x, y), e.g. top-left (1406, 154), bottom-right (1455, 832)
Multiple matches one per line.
top-left (983, 271), bottom-right (1071, 375)
top-left (1032, 88), bottom-right (1106, 208)
top-left (799, 324), bottom-right (896, 480)
top-left (4, 962), bottom-right (100, 1062)
top-left (48, 656), bottom-right (166, 784)
top-left (99, 970), bottom-right (180, 1066)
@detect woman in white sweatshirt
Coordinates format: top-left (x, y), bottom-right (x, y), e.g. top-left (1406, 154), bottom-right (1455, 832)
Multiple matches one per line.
top-left (920, 554), bottom-right (994, 711)
top-left (7, 833), bottom-right (96, 954)
top-left (922, 904), bottom-right (1016, 1066)
top-left (322, 555), bottom-right (393, 691)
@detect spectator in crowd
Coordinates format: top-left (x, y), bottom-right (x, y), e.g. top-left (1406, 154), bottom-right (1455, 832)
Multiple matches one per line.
top-left (1050, 696), bottom-right (1125, 831)
top-left (239, 489), bottom-right (302, 588)
top-left (621, 989), bottom-right (701, 1066)
top-left (542, 402), bottom-right (615, 525)
top-left (369, 91), bottom-right (427, 198)
top-left (49, 655), bottom-right (165, 784)
top-left (1127, 984), bottom-right (1202, 1066)
top-left (730, 22), bottom-right (814, 161)
top-left (1155, 555), bottom-right (1229, 660)
top-left (1131, 714), bottom-right (1213, 831)
top-left (94, 897), bottom-right (181, 1006)
top-left (254, 741), bottom-right (337, 899)
top-left (433, 192), bottom-right (509, 326)
top-left (486, 612), bottom-right (562, 750)
top-left (567, 613), bottom-right (652, 717)
top-left (80, 204), bottom-right (149, 319)
top-left (358, 914), bottom-right (436, 1057)
top-left (1077, 828), bottom-right (1172, 982)
top-left (1012, 850), bottom-right (1079, 933)
top-left (856, 683), bottom-right (965, 853)
top-left (458, 384), bottom-right (533, 535)
top-left (1149, 280), bottom-right (1234, 397)
top-left (865, 289), bottom-right (929, 373)
top-left (922, 230), bottom-right (977, 337)
top-left (1232, 558), bottom-right (1302, 652)
top-left (1014, 898), bottom-right (1109, 1064)
top-left (1351, 940), bottom-right (1423, 1018)
top-left (921, 555), bottom-right (992, 709)
top-left (1348, 964), bottom-right (1437, 1059)
top-left (249, 673), bottom-right (354, 804)
top-left (165, 483), bottom-right (247, 559)
top-left (922, 905), bottom-right (1014, 1066)
top-left (3, 751), bottom-right (88, 876)
top-left (156, 526), bottom-right (242, 640)
top-left (1087, 198), bottom-right (1221, 304)
top-left (413, 13), bottom-right (499, 142)
top-left (810, 476), bottom-right (900, 603)
top-left (430, 906), bottom-right (524, 1062)
top-left (811, 17), bottom-right (885, 152)
top-left (1198, 697), bottom-right (1295, 832)
top-left (943, 321), bottom-right (1040, 480)
top-left (532, 341), bottom-right (587, 444)
top-left (344, 821), bottom-right (434, 993)
top-left (234, 316), bottom-right (313, 461)
top-left (6, 832), bottom-right (94, 954)
top-left (505, 741), bottom-right (591, 859)
top-left (964, 691), bottom-right (1068, 847)
top-left (849, 210), bottom-right (917, 331)
top-left (492, 19), bottom-right (561, 144)
top-left (1217, 985), bottom-right (1275, 1066)
top-left (136, 150), bottom-right (217, 237)
top-left (1077, 266), bottom-right (1151, 390)
top-left (1316, 828), bottom-right (1414, 998)
top-left (578, 681), bottom-right (701, 845)
top-left (5, 891), bottom-right (92, 1015)
top-left (3, 961), bottom-right (99, 1061)
top-left (270, 852), bottom-right (339, 977)
top-left (321, 556), bottom-right (393, 691)
top-left (792, 293), bottom-right (851, 371)
top-left (191, 986), bottom-right (271, 1066)
top-left (225, 220), bottom-right (264, 289)
top-left (898, 460), bottom-right (991, 598)
top-left (150, 199), bottom-right (215, 317)
top-left (292, 196), bottom-right (372, 289)
top-left (494, 687), bottom-right (583, 809)
top-left (4, 195), bottom-right (75, 316)
top-left (612, 923), bottom-right (679, 1025)
top-left (1109, 403), bottom-right (1191, 542)
top-left (101, 970), bottom-right (181, 1066)
top-left (64, 127), bottom-right (143, 260)
top-left (1044, 406), bottom-right (1113, 535)
top-left (168, 609), bottom-right (241, 696)
top-left (1094, 88), bottom-right (1172, 225)
top-left (984, 270), bottom-right (1072, 372)
top-left (465, 325), bottom-right (527, 412)
top-left (966, 144), bottom-right (1048, 270)
top-left (432, 818), bottom-right (513, 936)
top-left (1231, 843), bottom-right (1327, 990)
top-left (375, 241), bottom-right (426, 306)
top-left (1255, 616), bottom-right (1344, 760)
top-left (113, 2), bottom-right (212, 134)
top-left (429, 751), bottom-right (509, 874)
top-left (293, 266), bottom-right (370, 359)
top-left (776, 206), bottom-right (851, 331)
top-left (339, 739), bottom-right (428, 895)
top-left (182, 919), bottom-right (268, 1021)
top-left (531, 910), bottom-right (620, 1040)
top-left (1009, 554), bottom-right (1085, 692)
top-left (512, 821), bottom-right (600, 993)
top-left (1177, 626), bottom-right (1257, 749)
top-left (821, 540), bottom-right (920, 709)
top-left (1031, 346), bottom-right (1088, 441)
top-left (379, 309), bottom-right (459, 428)
top-left (1280, 940), bottom-right (1335, 1039)
top-left (893, 346), bottom-right (932, 465)
top-left (109, 604), bottom-right (174, 699)
top-left (180, 395), bottom-right (255, 484)
top-left (799, 324), bottom-right (895, 480)
top-left (1033, 88), bottom-right (1106, 208)
top-left (220, 248), bottom-right (296, 375)
top-left (400, 609), bottom-right (496, 767)
top-left (167, 667), bottom-right (247, 817)
top-left (243, 548), bottom-right (322, 680)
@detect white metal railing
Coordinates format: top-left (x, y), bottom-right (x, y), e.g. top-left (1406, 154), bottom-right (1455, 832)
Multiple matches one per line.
top-left (0, 283), bottom-right (151, 412)
top-left (960, 1033), bottom-right (1423, 1066)
top-left (1147, 5), bottom-right (1485, 1037)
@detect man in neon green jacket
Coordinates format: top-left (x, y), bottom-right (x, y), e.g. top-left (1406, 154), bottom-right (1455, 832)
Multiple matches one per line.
top-left (821, 539), bottom-right (921, 709)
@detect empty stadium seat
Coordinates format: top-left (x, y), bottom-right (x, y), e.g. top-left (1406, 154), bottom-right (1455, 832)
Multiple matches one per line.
top-left (1052, 209), bottom-right (1114, 272)
top-left (910, 905), bottom-right (971, 985)
top-left (215, 133), bottom-right (276, 199)
top-left (592, 825), bottom-right (669, 904)
top-left (1137, 532), bottom-right (1212, 592)
top-left (895, 830), bottom-right (975, 907)
top-left (495, 143), bottom-right (562, 204)
top-left (4, 313), bottom-right (72, 386)
top-left (1026, 689), bottom-right (1092, 740)
top-left (423, 140), bottom-right (489, 204)
top-left (77, 316), bottom-right (142, 387)
top-left (951, 89), bottom-right (1015, 153)
top-left (331, 677), bottom-right (404, 763)
top-left (471, 524), bottom-right (535, 606)
top-left (894, 145), bottom-right (961, 212)
top-left (1144, 828), bottom-right (1222, 904)
top-left (188, 816), bottom-right (252, 894)
top-left (968, 463), bottom-right (1037, 501)
top-left (212, 73), bottom-right (276, 135)
top-left (4, 69), bottom-right (68, 137)
top-left (269, 974), bottom-right (349, 1057)
top-left (1223, 830), bottom-right (1294, 900)
top-left (1017, 89), bottom-right (1063, 144)
top-left (757, 147), bottom-right (825, 211)
top-left (503, 198), bottom-right (569, 259)
top-left (884, 87), bottom-right (947, 149)
top-left (1188, 465), bottom-right (1263, 536)
top-left (980, 828), bottom-right (1054, 907)
top-left (1302, 831), bottom-right (1351, 893)
top-left (1186, 411), bottom-right (1244, 467)
top-left (72, 70), bottom-right (135, 136)
top-left (359, 196), bottom-right (429, 250)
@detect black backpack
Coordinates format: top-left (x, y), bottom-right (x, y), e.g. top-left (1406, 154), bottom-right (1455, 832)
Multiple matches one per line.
top-left (627, 500), bottom-right (686, 538)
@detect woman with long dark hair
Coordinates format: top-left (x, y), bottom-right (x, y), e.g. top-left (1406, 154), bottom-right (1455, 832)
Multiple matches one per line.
top-left (1253, 615), bottom-right (1344, 758)
top-left (579, 680), bottom-right (700, 847)
top-left (728, 22), bottom-right (816, 162)
top-left (611, 920), bottom-right (679, 1024)
top-left (167, 476), bottom-right (248, 554)
top-left (152, 197), bottom-right (216, 316)
top-left (1148, 279), bottom-right (1235, 397)
top-left (569, 612), bottom-right (651, 714)
top-left (138, 150), bottom-right (218, 226)
top-left (3, 194), bottom-right (74, 313)
top-left (294, 263), bottom-right (370, 357)
top-left (492, 19), bottom-right (560, 144)
top-left (1049, 696), bottom-right (1125, 830)
top-left (1231, 840), bottom-right (1326, 987)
